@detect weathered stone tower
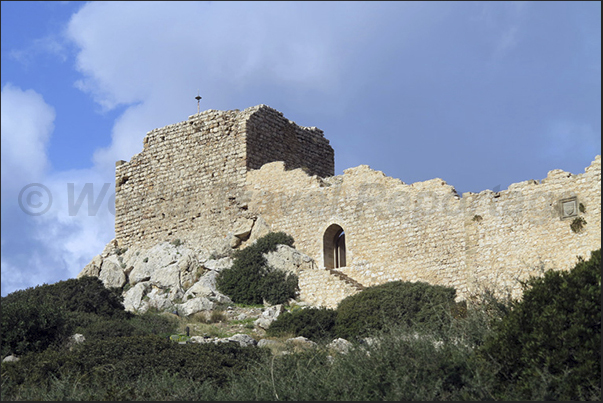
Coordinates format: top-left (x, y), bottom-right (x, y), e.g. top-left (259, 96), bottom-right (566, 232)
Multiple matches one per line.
top-left (114, 105), bottom-right (334, 250)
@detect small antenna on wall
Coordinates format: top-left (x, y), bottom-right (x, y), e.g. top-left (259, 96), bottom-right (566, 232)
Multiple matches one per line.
top-left (195, 91), bottom-right (202, 113)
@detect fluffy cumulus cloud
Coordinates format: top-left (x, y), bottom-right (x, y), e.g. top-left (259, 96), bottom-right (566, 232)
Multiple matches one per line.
top-left (64, 1), bottom-right (425, 171)
top-left (1, 84), bottom-right (115, 295)
top-left (1, 83), bottom-right (55, 192)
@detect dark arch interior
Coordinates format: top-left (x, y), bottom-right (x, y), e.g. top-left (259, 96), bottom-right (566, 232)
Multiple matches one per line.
top-left (323, 224), bottom-right (346, 269)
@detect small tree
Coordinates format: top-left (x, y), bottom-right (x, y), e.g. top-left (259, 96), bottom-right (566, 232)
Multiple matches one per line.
top-left (481, 249), bottom-right (601, 400)
top-left (216, 232), bottom-right (298, 305)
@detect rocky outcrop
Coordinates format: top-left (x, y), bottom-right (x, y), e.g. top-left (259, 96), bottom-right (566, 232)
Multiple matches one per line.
top-left (77, 236), bottom-right (324, 316)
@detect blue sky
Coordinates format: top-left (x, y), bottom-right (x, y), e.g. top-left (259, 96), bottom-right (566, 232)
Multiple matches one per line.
top-left (1, 1), bottom-right (600, 296)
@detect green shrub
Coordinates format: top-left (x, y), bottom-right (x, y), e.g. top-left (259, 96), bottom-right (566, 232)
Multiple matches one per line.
top-left (216, 232), bottom-right (298, 305)
top-left (1, 300), bottom-right (71, 357)
top-left (1, 276), bottom-right (128, 319)
top-left (267, 307), bottom-right (337, 342)
top-left (260, 269), bottom-right (299, 306)
top-left (77, 318), bottom-right (140, 342)
top-left (1, 276), bottom-right (131, 358)
top-left (2, 335), bottom-right (270, 394)
top-left (334, 280), bottom-right (457, 340)
top-left (480, 249), bottom-right (601, 400)
top-left (128, 311), bottom-right (179, 338)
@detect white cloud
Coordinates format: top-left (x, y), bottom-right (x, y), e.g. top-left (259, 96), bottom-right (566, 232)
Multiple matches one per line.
top-left (1, 166), bottom-right (116, 296)
top-left (1, 83), bottom-right (55, 190)
top-left (1, 84), bottom-right (114, 296)
top-left (64, 1), bottom-right (421, 171)
top-left (8, 35), bottom-right (69, 66)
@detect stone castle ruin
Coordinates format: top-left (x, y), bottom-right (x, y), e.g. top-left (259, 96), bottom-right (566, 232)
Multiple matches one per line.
top-left (83, 104), bottom-right (601, 310)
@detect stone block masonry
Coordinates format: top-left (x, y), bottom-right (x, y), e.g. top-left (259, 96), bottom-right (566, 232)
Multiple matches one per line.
top-left (113, 104), bottom-right (601, 306)
top-left (115, 105), bottom-right (334, 250)
top-left (245, 157), bottom-right (600, 301)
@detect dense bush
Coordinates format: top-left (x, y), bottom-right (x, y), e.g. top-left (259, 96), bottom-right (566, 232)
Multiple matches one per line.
top-left (1, 300), bottom-right (70, 357)
top-left (481, 249), bottom-right (601, 400)
top-left (267, 307), bottom-right (337, 342)
top-left (216, 232), bottom-right (298, 305)
top-left (1, 335), bottom-right (270, 397)
top-left (127, 311), bottom-right (179, 338)
top-left (1, 276), bottom-right (127, 318)
top-left (334, 280), bottom-right (457, 340)
top-left (1, 276), bottom-right (129, 358)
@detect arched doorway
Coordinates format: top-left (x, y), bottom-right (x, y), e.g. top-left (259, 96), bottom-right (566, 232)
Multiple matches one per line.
top-left (323, 224), bottom-right (346, 269)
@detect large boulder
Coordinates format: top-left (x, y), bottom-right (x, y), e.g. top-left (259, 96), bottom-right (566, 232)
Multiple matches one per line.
top-left (175, 297), bottom-right (215, 316)
top-left (286, 336), bottom-right (318, 351)
top-left (128, 242), bottom-right (182, 285)
top-left (150, 262), bottom-right (182, 297)
top-left (327, 338), bottom-right (353, 354)
top-left (227, 333), bottom-right (258, 347)
top-left (78, 254), bottom-right (102, 278)
top-left (247, 216), bottom-right (271, 245)
top-left (98, 258), bottom-right (126, 288)
top-left (123, 282), bottom-right (150, 313)
top-left (182, 271), bottom-right (232, 304)
top-left (179, 250), bottom-right (201, 290)
top-left (145, 287), bottom-right (176, 312)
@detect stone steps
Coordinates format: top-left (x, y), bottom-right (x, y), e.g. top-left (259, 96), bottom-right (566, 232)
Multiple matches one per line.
top-left (327, 268), bottom-right (365, 291)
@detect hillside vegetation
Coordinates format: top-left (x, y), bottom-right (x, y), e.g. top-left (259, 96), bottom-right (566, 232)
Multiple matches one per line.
top-left (1, 248), bottom-right (600, 401)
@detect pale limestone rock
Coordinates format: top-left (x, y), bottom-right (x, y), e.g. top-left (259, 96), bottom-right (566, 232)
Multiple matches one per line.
top-left (327, 338), bottom-right (353, 354)
top-left (123, 282), bottom-right (150, 313)
top-left (175, 297), bottom-right (214, 316)
top-left (128, 242), bottom-right (181, 285)
top-left (233, 217), bottom-right (255, 240)
top-left (286, 336), bottom-right (318, 350)
top-left (182, 271), bottom-right (232, 304)
top-left (229, 234), bottom-right (242, 249)
top-left (145, 287), bottom-right (175, 312)
top-left (265, 244), bottom-right (314, 275)
top-left (78, 254), bottom-right (102, 278)
top-left (150, 262), bottom-right (181, 293)
top-left (254, 304), bottom-right (284, 329)
top-left (98, 259), bottom-right (126, 288)
top-left (261, 304), bottom-right (284, 319)
top-left (2, 355), bottom-right (19, 363)
top-left (66, 333), bottom-right (86, 351)
top-left (227, 334), bottom-right (257, 347)
top-left (247, 216), bottom-right (271, 245)
top-left (203, 257), bottom-right (233, 272)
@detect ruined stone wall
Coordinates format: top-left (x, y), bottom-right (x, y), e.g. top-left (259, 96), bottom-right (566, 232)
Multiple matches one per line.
top-left (114, 104), bottom-right (600, 306)
top-left (114, 105), bottom-right (334, 249)
top-left (245, 156), bottom-right (601, 302)
top-left (245, 106), bottom-right (334, 177)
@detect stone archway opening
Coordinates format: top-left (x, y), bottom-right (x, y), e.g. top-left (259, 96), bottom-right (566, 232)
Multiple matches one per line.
top-left (324, 224), bottom-right (346, 269)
